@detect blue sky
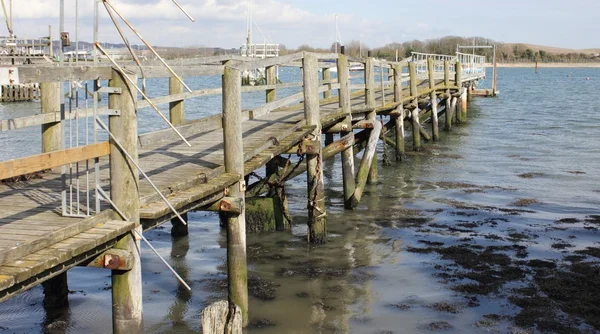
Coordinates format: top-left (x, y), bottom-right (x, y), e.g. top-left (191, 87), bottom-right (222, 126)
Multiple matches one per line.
top-left (7, 0), bottom-right (599, 49)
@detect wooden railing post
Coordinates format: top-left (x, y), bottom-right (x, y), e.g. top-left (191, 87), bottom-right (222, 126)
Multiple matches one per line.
top-left (169, 76), bottom-right (184, 126)
top-left (393, 64), bottom-right (405, 160)
top-left (108, 69), bottom-right (142, 334)
top-left (322, 67), bottom-right (332, 100)
top-left (40, 82), bottom-right (62, 153)
top-left (265, 65), bottom-right (276, 103)
top-left (40, 81), bottom-right (68, 310)
top-left (409, 62), bottom-right (421, 151)
top-left (337, 48), bottom-right (356, 209)
top-left (444, 61), bottom-right (452, 130)
top-left (455, 61), bottom-right (463, 123)
top-left (365, 51), bottom-right (377, 184)
top-left (323, 65), bottom-right (334, 146)
top-left (222, 62), bottom-right (249, 325)
top-left (302, 53), bottom-right (327, 243)
top-left (427, 58), bottom-right (440, 141)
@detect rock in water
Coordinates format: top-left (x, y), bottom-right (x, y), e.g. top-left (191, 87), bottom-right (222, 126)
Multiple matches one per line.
top-left (201, 301), bottom-right (242, 334)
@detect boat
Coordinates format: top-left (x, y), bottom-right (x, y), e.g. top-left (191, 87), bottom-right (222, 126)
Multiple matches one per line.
top-left (240, 0), bottom-right (280, 85)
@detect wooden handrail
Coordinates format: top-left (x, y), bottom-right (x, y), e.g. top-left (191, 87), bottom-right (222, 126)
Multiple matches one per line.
top-left (0, 142), bottom-right (110, 180)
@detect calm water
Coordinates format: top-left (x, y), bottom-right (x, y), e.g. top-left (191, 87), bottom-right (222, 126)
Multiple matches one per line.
top-left (0, 67), bottom-right (599, 333)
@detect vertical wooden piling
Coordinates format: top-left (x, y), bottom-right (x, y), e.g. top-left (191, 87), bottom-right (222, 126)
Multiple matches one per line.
top-left (171, 213), bottom-right (189, 237)
top-left (408, 62), bottom-right (421, 151)
top-left (109, 70), bottom-right (142, 334)
top-left (365, 51), bottom-right (377, 184)
top-left (168, 76), bottom-right (189, 237)
top-left (427, 58), bottom-right (440, 141)
top-left (222, 63), bottom-right (249, 325)
top-left (266, 65), bottom-right (276, 103)
top-left (40, 81), bottom-right (67, 309)
top-left (41, 82), bottom-right (62, 153)
top-left (337, 49), bottom-right (356, 209)
top-left (444, 61), bottom-right (452, 130)
top-left (393, 64), bottom-right (405, 160)
top-left (302, 53), bottom-right (327, 243)
top-left (169, 76), bottom-right (185, 126)
top-left (455, 61), bottom-right (463, 123)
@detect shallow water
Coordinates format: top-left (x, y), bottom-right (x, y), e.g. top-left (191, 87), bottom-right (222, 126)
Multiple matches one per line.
top-left (1, 67), bottom-right (600, 333)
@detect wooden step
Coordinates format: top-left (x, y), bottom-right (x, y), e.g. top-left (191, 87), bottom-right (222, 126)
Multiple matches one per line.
top-left (0, 219), bottom-right (135, 302)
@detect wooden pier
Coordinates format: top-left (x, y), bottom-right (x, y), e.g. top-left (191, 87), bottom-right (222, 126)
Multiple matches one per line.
top-left (0, 49), bottom-right (489, 332)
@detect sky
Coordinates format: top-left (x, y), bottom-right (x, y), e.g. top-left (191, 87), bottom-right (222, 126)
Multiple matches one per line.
top-left (4, 0), bottom-right (600, 50)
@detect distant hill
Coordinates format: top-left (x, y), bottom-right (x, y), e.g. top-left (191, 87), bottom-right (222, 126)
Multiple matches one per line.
top-left (505, 43), bottom-right (600, 56)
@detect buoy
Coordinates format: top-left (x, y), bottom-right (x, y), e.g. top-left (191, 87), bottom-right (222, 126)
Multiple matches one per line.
top-left (586, 77), bottom-right (590, 80)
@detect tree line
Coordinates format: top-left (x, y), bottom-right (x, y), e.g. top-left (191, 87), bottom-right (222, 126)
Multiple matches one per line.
top-left (281, 36), bottom-right (600, 63)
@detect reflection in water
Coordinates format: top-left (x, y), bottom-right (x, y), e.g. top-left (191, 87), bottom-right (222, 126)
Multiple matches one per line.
top-left (166, 235), bottom-right (191, 332)
top-left (42, 305), bottom-right (72, 334)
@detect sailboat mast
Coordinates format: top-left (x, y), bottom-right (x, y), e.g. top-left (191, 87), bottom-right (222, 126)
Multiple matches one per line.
top-left (246, 0), bottom-right (252, 47)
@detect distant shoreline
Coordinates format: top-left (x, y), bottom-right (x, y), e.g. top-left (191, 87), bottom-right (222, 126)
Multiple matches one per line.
top-left (486, 63), bottom-right (600, 68)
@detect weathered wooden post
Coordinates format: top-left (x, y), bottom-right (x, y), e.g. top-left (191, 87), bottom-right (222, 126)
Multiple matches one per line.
top-left (168, 76), bottom-right (189, 237)
top-left (324, 66), bottom-right (334, 146)
top-left (303, 53), bottom-right (327, 243)
top-left (444, 61), bottom-right (452, 130)
top-left (337, 47), bottom-right (356, 209)
top-left (365, 51), bottom-right (377, 184)
top-left (222, 62), bottom-right (249, 325)
top-left (427, 58), bottom-right (440, 141)
top-left (39, 81), bottom-right (68, 309)
top-left (322, 67), bottom-right (332, 100)
top-left (41, 82), bottom-right (62, 153)
top-left (266, 65), bottom-right (277, 103)
top-left (455, 61), bottom-right (463, 123)
top-left (169, 76), bottom-right (184, 126)
top-left (393, 64), bottom-right (405, 160)
top-left (109, 69), bottom-right (143, 333)
top-left (408, 62), bottom-right (421, 151)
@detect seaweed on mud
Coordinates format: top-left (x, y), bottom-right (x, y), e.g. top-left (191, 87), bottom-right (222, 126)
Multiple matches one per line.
top-left (508, 232), bottom-right (532, 242)
top-left (405, 247), bottom-right (436, 254)
top-left (517, 172), bottom-right (546, 179)
top-left (423, 321), bottom-right (454, 331)
top-left (566, 171), bottom-right (586, 175)
top-left (526, 260), bottom-right (557, 269)
top-left (385, 303), bottom-right (411, 311)
top-left (507, 261), bottom-right (600, 333)
top-left (296, 292), bottom-right (309, 298)
top-left (510, 198), bottom-right (541, 207)
top-left (418, 240), bottom-right (445, 246)
top-left (277, 266), bottom-right (349, 279)
top-left (457, 222), bottom-right (480, 229)
top-left (248, 275), bottom-right (279, 301)
top-left (585, 215), bottom-right (600, 225)
top-left (564, 255), bottom-right (586, 263)
top-left (551, 242), bottom-right (574, 250)
top-left (575, 247), bottom-right (600, 259)
top-left (555, 218), bottom-right (581, 224)
top-left (248, 319), bottom-right (277, 329)
top-left (430, 302), bottom-right (461, 314)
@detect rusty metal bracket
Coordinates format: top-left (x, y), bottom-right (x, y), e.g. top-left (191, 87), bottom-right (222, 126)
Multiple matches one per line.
top-left (301, 140), bottom-right (321, 155)
top-left (86, 248), bottom-right (134, 270)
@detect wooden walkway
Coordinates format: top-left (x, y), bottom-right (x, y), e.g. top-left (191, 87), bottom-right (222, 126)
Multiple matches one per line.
top-left (0, 50), bottom-right (489, 327)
